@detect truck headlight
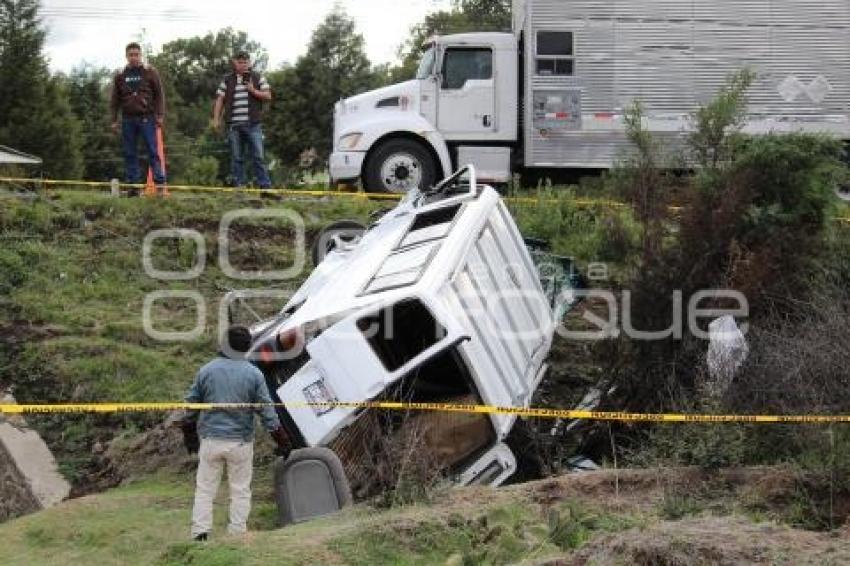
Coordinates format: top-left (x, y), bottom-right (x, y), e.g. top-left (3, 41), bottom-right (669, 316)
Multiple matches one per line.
top-left (338, 132), bottom-right (363, 150)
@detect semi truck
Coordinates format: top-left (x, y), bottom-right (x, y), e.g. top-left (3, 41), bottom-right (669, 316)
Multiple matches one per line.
top-left (330, 0), bottom-right (850, 192)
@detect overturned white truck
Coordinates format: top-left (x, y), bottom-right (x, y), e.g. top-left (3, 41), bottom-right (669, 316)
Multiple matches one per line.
top-left (248, 167), bottom-right (582, 508)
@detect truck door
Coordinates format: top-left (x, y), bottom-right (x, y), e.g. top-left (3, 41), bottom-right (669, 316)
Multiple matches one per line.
top-left (437, 46), bottom-right (496, 136)
top-left (416, 45), bottom-right (438, 126)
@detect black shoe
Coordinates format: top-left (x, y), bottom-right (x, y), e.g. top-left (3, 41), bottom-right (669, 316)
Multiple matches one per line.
top-left (193, 533), bottom-right (208, 542)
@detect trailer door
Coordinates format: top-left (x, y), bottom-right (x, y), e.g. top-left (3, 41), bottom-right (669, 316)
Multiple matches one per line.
top-left (437, 46), bottom-right (496, 136)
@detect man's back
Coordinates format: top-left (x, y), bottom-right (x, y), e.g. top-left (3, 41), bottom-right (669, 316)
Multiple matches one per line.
top-left (186, 326), bottom-right (290, 540)
top-left (186, 356), bottom-right (279, 441)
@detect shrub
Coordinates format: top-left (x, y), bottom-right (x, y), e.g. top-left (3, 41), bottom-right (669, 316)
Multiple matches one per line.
top-left (0, 247), bottom-right (27, 294)
top-left (601, 70), bottom-right (847, 413)
top-left (178, 155), bottom-right (219, 186)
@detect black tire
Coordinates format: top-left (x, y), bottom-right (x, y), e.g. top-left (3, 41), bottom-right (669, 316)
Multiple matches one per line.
top-left (311, 220), bottom-right (367, 266)
top-left (363, 138), bottom-right (439, 194)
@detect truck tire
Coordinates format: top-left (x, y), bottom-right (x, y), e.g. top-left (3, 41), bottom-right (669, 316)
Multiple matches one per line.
top-left (363, 138), bottom-right (438, 193)
top-left (311, 220), bottom-right (366, 266)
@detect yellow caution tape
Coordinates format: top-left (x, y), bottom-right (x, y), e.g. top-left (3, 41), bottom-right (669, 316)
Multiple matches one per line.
top-left (0, 176), bottom-right (402, 201)
top-left (2, 400), bottom-right (850, 423)
top-left (0, 177), bottom-right (655, 209)
top-left (2, 176), bottom-right (848, 222)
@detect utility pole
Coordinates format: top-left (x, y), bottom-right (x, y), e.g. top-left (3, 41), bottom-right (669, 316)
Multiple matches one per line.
top-left (136, 27), bottom-right (153, 60)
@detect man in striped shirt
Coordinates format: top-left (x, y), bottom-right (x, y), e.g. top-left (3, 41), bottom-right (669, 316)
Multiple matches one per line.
top-left (212, 51), bottom-right (273, 189)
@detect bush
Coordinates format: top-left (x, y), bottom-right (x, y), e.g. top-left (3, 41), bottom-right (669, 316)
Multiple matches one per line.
top-left (678, 133), bottom-right (844, 305)
top-left (0, 247), bottom-right (27, 294)
top-left (509, 187), bottom-right (641, 266)
top-left (730, 286), bottom-right (850, 417)
top-left (589, 72), bottom-right (850, 518)
top-left (775, 425), bottom-right (850, 530)
top-left (178, 155), bottom-right (219, 186)
top-left (600, 70), bottom-right (848, 414)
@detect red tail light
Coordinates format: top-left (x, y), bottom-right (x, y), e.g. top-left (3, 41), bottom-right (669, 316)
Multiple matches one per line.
top-left (278, 326), bottom-right (305, 354)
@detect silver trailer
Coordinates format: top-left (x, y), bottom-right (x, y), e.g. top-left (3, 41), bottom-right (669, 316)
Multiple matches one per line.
top-left (515, 0), bottom-right (850, 168)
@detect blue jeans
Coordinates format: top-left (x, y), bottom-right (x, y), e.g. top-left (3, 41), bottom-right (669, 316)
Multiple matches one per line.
top-left (122, 116), bottom-right (166, 184)
top-left (227, 123), bottom-right (271, 188)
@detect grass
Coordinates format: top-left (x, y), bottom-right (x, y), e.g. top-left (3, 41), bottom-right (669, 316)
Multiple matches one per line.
top-left (658, 492), bottom-right (706, 521)
top-left (0, 179), bottom-right (643, 561)
top-left (4, 463), bottom-right (848, 565)
top-left (0, 469), bottom-right (643, 566)
top-left (0, 188), bottom-right (386, 485)
top-left (2, 476), bottom-right (191, 565)
top-left (0, 185), bottom-right (632, 485)
top-left (506, 186), bottom-right (641, 281)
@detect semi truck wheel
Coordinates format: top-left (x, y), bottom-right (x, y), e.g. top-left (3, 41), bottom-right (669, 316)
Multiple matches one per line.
top-left (363, 139), bottom-right (438, 193)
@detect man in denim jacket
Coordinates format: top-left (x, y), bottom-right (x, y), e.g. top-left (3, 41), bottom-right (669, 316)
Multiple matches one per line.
top-left (183, 326), bottom-right (291, 540)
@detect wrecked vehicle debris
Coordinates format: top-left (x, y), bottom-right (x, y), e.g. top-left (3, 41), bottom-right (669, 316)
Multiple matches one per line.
top-left (245, 166), bottom-right (584, 507)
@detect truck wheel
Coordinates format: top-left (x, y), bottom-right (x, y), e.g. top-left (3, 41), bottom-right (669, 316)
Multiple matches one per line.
top-left (311, 220), bottom-right (366, 266)
top-left (363, 139), bottom-right (438, 193)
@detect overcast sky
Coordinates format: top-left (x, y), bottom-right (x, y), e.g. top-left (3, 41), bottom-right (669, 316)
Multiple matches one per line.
top-left (42, 0), bottom-right (452, 72)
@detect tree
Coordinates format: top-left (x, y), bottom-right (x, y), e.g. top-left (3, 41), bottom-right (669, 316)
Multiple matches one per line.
top-left (0, 0), bottom-right (82, 177)
top-left (392, 0), bottom-right (511, 81)
top-left (145, 28), bottom-right (268, 183)
top-left (265, 8), bottom-right (382, 174)
top-left (150, 28), bottom-right (267, 139)
top-left (65, 65), bottom-right (120, 180)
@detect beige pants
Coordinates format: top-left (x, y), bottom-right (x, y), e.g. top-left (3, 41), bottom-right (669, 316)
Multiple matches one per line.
top-left (191, 438), bottom-right (254, 537)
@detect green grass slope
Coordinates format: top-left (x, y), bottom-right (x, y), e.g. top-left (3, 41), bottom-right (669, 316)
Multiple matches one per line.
top-left (3, 466), bottom-right (850, 565)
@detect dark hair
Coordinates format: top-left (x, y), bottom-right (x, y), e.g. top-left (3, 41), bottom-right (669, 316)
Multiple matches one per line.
top-left (225, 326), bottom-right (253, 353)
top-left (233, 50), bottom-right (250, 61)
top-left (125, 42), bottom-right (142, 54)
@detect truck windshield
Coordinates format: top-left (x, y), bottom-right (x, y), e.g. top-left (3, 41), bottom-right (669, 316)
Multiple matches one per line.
top-left (415, 46), bottom-right (436, 80)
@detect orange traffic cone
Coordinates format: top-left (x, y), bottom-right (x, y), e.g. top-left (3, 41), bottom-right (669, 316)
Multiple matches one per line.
top-left (144, 168), bottom-right (155, 196)
top-left (145, 125), bottom-right (169, 197)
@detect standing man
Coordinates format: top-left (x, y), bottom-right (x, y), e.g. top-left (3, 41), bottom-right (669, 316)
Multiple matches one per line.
top-left (183, 326), bottom-right (292, 541)
top-left (212, 51), bottom-right (273, 189)
top-left (110, 42), bottom-right (167, 195)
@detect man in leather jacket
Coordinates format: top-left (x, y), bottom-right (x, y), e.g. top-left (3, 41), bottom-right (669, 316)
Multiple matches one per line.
top-left (110, 42), bottom-right (167, 195)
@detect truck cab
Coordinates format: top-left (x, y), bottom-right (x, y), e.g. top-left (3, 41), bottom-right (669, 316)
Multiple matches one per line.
top-left (330, 33), bottom-right (519, 193)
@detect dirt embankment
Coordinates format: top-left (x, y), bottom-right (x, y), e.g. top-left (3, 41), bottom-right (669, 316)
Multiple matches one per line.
top-left (444, 467), bottom-right (850, 565)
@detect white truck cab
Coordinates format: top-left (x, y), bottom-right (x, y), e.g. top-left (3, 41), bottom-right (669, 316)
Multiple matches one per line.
top-left (249, 166), bottom-right (583, 498)
top-left (331, 0), bottom-right (850, 193)
top-left (331, 33), bottom-right (519, 192)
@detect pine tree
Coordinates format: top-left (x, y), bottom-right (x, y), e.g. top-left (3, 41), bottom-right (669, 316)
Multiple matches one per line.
top-left (392, 0), bottom-right (511, 81)
top-left (65, 65), bottom-right (121, 180)
top-left (0, 0), bottom-right (82, 177)
top-left (265, 8), bottom-right (381, 173)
